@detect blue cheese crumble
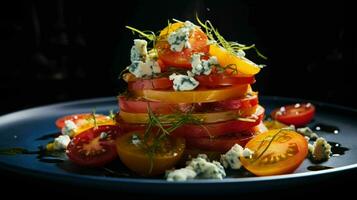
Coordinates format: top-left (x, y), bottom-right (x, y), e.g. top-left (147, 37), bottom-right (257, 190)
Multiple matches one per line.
top-left (309, 137), bottom-right (332, 162)
top-left (61, 120), bottom-right (77, 137)
top-left (128, 39), bottom-right (161, 78)
top-left (130, 39), bottom-right (147, 62)
top-left (53, 135), bottom-right (71, 150)
top-left (166, 154), bottom-right (226, 181)
top-left (169, 73), bottom-right (199, 91)
top-left (191, 53), bottom-right (218, 75)
top-left (167, 21), bottom-right (196, 52)
top-left (296, 127), bottom-right (319, 140)
top-left (220, 144), bottom-right (254, 169)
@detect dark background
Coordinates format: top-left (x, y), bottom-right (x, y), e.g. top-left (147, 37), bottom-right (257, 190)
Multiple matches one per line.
top-left (0, 0), bottom-right (355, 198)
top-left (0, 0), bottom-right (354, 115)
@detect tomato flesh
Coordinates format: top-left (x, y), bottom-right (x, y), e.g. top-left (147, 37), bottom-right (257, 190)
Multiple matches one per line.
top-left (241, 129), bottom-right (308, 176)
top-left (271, 103), bottom-right (315, 127)
top-left (116, 131), bottom-right (185, 176)
top-left (66, 125), bottom-right (123, 167)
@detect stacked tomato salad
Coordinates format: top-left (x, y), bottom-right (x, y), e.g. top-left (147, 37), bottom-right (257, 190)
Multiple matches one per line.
top-left (114, 18), bottom-right (268, 176)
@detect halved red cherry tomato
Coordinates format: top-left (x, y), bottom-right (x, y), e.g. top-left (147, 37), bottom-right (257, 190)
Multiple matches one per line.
top-left (155, 22), bottom-right (209, 68)
top-left (241, 129), bottom-right (308, 176)
top-left (66, 125), bottom-right (122, 167)
top-left (116, 131), bottom-right (185, 176)
top-left (118, 94), bottom-right (258, 114)
top-left (116, 105), bottom-right (265, 138)
top-left (271, 103), bottom-right (315, 127)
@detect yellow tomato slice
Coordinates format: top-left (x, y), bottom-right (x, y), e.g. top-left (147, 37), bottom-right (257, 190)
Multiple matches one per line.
top-left (131, 84), bottom-right (250, 103)
top-left (241, 129), bottom-right (308, 176)
top-left (209, 44), bottom-right (261, 75)
top-left (159, 22), bottom-right (184, 37)
top-left (116, 131), bottom-right (185, 176)
top-left (119, 105), bottom-right (258, 124)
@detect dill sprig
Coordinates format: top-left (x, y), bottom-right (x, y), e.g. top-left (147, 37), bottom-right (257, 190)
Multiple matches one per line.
top-left (91, 108), bottom-right (98, 128)
top-left (125, 26), bottom-right (157, 41)
top-left (139, 105), bottom-right (202, 173)
top-left (196, 15), bottom-right (267, 60)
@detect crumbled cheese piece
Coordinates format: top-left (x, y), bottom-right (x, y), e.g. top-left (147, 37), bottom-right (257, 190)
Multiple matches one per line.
top-left (220, 144), bottom-right (254, 169)
top-left (188, 154), bottom-right (226, 179)
top-left (309, 137), bottom-right (332, 162)
top-left (167, 21), bottom-right (196, 52)
top-left (130, 39), bottom-right (147, 62)
top-left (281, 124), bottom-right (296, 131)
top-left (169, 73), bottom-right (199, 91)
top-left (53, 135), bottom-right (71, 150)
top-left (297, 127), bottom-right (319, 140)
top-left (166, 154), bottom-right (226, 181)
top-left (129, 60), bottom-right (161, 78)
top-left (61, 120), bottom-right (77, 137)
top-left (131, 134), bottom-right (141, 146)
top-left (166, 167), bottom-right (197, 181)
top-left (191, 53), bottom-right (218, 75)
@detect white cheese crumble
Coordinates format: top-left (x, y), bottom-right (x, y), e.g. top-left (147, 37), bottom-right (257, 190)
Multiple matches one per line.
top-left (191, 53), bottom-right (218, 75)
top-left (130, 39), bottom-right (147, 62)
top-left (169, 73), bottom-right (199, 91)
top-left (296, 127), bottom-right (319, 140)
top-left (53, 135), bottom-right (71, 150)
top-left (166, 167), bottom-right (197, 181)
top-left (128, 39), bottom-right (161, 78)
top-left (166, 154), bottom-right (226, 181)
top-left (220, 144), bottom-right (254, 170)
top-left (129, 60), bottom-right (161, 78)
top-left (309, 137), bottom-right (332, 162)
top-left (61, 120), bottom-right (77, 137)
top-left (167, 21), bottom-right (196, 52)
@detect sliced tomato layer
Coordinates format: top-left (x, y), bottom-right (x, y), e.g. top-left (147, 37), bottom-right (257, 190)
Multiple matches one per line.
top-left (116, 105), bottom-right (264, 138)
top-left (131, 84), bottom-right (250, 103)
top-left (126, 73), bottom-right (255, 91)
top-left (118, 94), bottom-right (258, 114)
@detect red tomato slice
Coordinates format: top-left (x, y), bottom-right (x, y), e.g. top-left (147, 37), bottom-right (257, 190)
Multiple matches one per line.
top-left (127, 74), bottom-right (255, 91)
top-left (156, 23), bottom-right (209, 68)
top-left (55, 113), bottom-right (109, 130)
top-left (118, 94), bottom-right (258, 114)
top-left (116, 105), bottom-right (264, 138)
top-left (271, 103), bottom-right (315, 127)
top-left (195, 74), bottom-right (255, 88)
top-left (66, 125), bottom-right (123, 167)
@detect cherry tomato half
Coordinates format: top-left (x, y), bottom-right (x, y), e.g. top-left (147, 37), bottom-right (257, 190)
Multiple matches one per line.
top-left (156, 22), bottom-right (209, 68)
top-left (241, 129), bottom-right (308, 176)
top-left (116, 131), bottom-right (185, 176)
top-left (66, 125), bottom-right (123, 167)
top-left (271, 103), bottom-right (315, 127)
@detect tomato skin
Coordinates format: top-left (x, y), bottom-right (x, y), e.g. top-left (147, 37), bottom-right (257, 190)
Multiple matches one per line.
top-left (116, 105), bottom-right (264, 138)
top-left (116, 131), bottom-right (185, 176)
top-left (66, 125), bottom-right (123, 167)
top-left (241, 129), bottom-right (308, 176)
top-left (156, 23), bottom-right (209, 68)
top-left (271, 103), bottom-right (315, 127)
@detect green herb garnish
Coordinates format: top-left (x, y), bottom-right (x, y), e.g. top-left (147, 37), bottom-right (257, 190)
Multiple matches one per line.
top-left (195, 15), bottom-right (267, 60)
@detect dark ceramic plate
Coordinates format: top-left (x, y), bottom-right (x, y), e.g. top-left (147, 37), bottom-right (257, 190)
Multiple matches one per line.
top-left (0, 96), bottom-right (356, 195)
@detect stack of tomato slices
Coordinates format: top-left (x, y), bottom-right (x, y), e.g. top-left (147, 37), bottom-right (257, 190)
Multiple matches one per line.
top-left (117, 72), bottom-right (265, 153)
